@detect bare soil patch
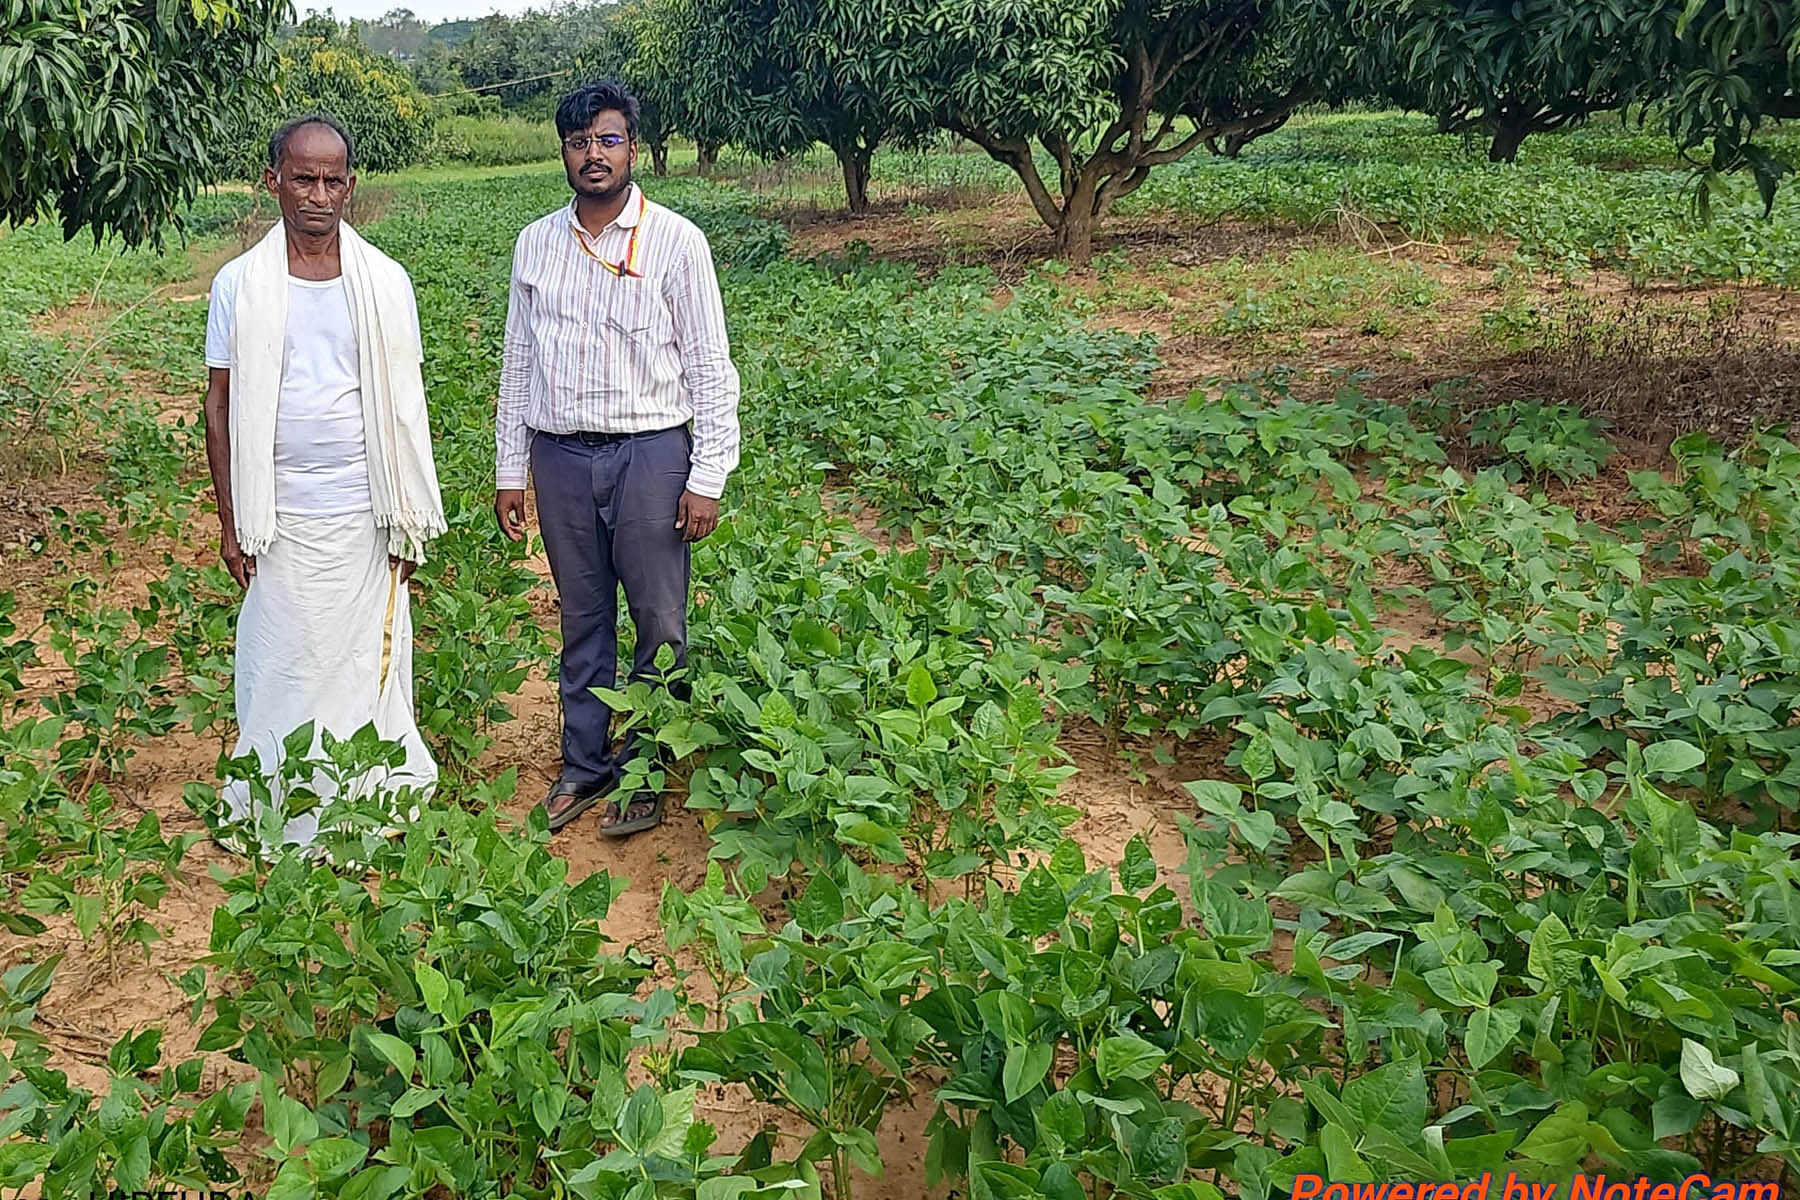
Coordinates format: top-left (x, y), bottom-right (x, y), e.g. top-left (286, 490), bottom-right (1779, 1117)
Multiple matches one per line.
top-left (783, 200), bottom-right (1800, 465)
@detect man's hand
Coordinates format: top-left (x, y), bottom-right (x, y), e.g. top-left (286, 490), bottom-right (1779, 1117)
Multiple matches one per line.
top-left (389, 556), bottom-right (419, 584)
top-left (222, 536), bottom-right (256, 589)
top-left (675, 490), bottom-right (720, 542)
top-left (495, 489), bottom-right (527, 542)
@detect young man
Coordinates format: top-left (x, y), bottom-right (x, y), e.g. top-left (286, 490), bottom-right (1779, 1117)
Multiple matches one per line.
top-left (494, 80), bottom-right (741, 837)
top-left (203, 114), bottom-right (446, 855)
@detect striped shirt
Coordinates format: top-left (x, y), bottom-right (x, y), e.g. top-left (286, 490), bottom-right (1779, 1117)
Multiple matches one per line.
top-left (495, 183), bottom-right (741, 498)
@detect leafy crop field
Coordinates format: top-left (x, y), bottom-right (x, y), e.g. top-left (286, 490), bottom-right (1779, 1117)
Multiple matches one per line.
top-left (2, 121), bottom-right (1800, 1200)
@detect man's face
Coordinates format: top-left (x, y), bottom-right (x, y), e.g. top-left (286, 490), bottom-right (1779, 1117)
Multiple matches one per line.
top-left (562, 109), bottom-right (635, 202)
top-left (265, 123), bottom-right (355, 236)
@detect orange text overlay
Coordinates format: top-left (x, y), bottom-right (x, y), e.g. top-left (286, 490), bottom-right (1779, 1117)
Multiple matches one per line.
top-left (1292, 1174), bottom-right (1781, 1200)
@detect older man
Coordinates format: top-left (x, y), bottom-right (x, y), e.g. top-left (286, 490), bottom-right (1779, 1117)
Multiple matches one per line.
top-left (494, 80), bottom-right (741, 837)
top-left (202, 114), bottom-right (446, 856)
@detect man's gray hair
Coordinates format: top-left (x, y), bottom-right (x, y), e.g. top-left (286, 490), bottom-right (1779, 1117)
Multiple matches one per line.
top-left (268, 114), bottom-right (357, 173)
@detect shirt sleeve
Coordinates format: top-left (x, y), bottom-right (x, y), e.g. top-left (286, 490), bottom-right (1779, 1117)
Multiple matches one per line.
top-left (495, 234), bottom-right (536, 491)
top-left (666, 225), bottom-right (740, 500)
top-left (203, 262), bottom-right (237, 369)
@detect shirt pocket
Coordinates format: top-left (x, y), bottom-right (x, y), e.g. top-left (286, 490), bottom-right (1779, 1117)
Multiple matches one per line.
top-left (600, 280), bottom-right (667, 341)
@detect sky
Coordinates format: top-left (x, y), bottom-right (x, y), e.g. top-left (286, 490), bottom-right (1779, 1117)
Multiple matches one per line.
top-left (296, 0), bottom-right (548, 21)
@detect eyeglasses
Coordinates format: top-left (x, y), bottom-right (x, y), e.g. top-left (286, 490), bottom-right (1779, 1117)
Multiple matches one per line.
top-left (563, 133), bottom-right (629, 153)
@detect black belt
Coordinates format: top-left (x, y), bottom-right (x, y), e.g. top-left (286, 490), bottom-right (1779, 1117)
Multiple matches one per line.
top-left (546, 426), bottom-right (680, 446)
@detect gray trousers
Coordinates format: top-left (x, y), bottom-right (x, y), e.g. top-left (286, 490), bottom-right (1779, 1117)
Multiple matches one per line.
top-left (531, 426), bottom-right (692, 789)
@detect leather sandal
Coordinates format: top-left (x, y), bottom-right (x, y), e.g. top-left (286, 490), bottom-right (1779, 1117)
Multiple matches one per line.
top-left (542, 776), bottom-right (613, 832)
top-left (597, 789), bottom-right (665, 838)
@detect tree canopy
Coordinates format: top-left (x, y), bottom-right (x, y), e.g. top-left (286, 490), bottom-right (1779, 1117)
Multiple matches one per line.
top-left (686, 0), bottom-right (930, 211)
top-left (572, 0), bottom-right (699, 177)
top-left (0, 0), bottom-right (290, 248)
top-left (1347, 0), bottom-right (1647, 162)
top-left (880, 0), bottom-right (1351, 261)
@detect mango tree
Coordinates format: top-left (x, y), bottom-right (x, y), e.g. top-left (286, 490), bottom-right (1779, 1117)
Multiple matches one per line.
top-left (1347, 0), bottom-right (1647, 162)
top-left (1351, 0), bottom-right (1800, 205)
top-left (0, 0), bottom-right (288, 248)
top-left (589, 0), bottom-right (702, 178)
top-left (685, 0), bottom-right (928, 212)
top-left (1659, 0), bottom-right (1800, 212)
top-left (880, 0), bottom-right (1353, 264)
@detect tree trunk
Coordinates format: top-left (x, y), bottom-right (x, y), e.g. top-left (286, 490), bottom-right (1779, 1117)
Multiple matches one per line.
top-left (833, 142), bottom-right (872, 214)
top-left (1051, 170), bottom-right (1104, 265)
top-left (696, 140), bottom-right (719, 172)
top-left (1053, 204), bottom-right (1096, 266)
top-left (1488, 107), bottom-right (1534, 163)
top-left (649, 138), bottom-right (669, 177)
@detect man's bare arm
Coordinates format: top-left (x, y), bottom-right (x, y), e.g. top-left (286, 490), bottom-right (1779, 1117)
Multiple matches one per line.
top-left (203, 367), bottom-right (255, 588)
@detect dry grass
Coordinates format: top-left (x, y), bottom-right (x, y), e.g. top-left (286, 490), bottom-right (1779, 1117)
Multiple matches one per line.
top-left (1475, 291), bottom-right (1800, 443)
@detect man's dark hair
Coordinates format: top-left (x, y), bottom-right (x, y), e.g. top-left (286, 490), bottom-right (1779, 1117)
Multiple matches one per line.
top-left (268, 114), bottom-right (357, 173)
top-left (555, 80), bottom-right (639, 141)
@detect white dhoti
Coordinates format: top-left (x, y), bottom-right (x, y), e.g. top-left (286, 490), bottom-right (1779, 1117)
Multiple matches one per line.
top-left (220, 510), bottom-right (437, 853)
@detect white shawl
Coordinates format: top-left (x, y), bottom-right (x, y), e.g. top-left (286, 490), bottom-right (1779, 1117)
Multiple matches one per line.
top-left (228, 219), bottom-right (447, 564)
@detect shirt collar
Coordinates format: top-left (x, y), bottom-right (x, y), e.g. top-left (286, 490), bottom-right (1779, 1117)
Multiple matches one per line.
top-left (566, 183), bottom-right (643, 237)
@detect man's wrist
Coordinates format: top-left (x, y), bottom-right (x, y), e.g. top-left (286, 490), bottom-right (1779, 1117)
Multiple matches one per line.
top-left (684, 468), bottom-right (726, 500)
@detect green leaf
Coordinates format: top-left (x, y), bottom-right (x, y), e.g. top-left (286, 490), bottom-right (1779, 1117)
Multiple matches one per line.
top-left (0, 1143), bottom-right (53, 1190)
top-left (1003, 1043), bottom-right (1053, 1104)
top-left (617, 1084), bottom-right (664, 1153)
top-left (339, 1166), bottom-right (409, 1200)
top-left (1305, 601), bottom-right (1338, 643)
top-left (699, 1181), bottom-right (761, 1200)
top-left (265, 1091), bottom-right (318, 1156)
top-left (1036, 1089), bottom-right (1085, 1152)
top-left (1680, 1040), bottom-right (1741, 1101)
top-left (838, 818), bottom-right (905, 861)
top-left (266, 1160), bottom-right (316, 1200)
top-left (114, 1133), bottom-right (150, 1193)
top-left (414, 962), bottom-right (449, 1016)
top-left (1527, 913), bottom-right (1576, 990)
top-left (390, 1086), bottom-right (442, 1120)
top-left (1424, 961), bottom-right (1499, 1008)
top-left (365, 1032), bottom-right (416, 1081)
top-left (1096, 1033), bottom-right (1165, 1083)
top-left (1644, 740), bottom-right (1706, 775)
top-left (1340, 1057), bottom-right (1426, 1135)
top-left (1183, 780), bottom-right (1241, 813)
top-left (789, 618), bottom-right (841, 656)
top-left (905, 665), bottom-right (937, 709)
top-left (1048, 839), bottom-right (1087, 886)
top-left (759, 691), bottom-right (797, 730)
top-left (1201, 990), bottom-right (1264, 1061)
top-left (648, 1085), bottom-right (700, 1159)
top-left (307, 1138), bottom-right (367, 1182)
top-left (71, 892), bottom-right (101, 941)
top-left (316, 1051), bottom-right (353, 1101)
top-left (1132, 1116), bottom-right (1189, 1183)
top-left (1465, 1007), bottom-right (1521, 1070)
top-left (1320, 1123), bottom-right (1373, 1181)
top-left (1120, 835), bottom-right (1157, 891)
top-left (793, 872), bottom-right (844, 936)
top-left (1517, 1102), bottom-right (1592, 1169)
top-left (1012, 867), bottom-right (1066, 938)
